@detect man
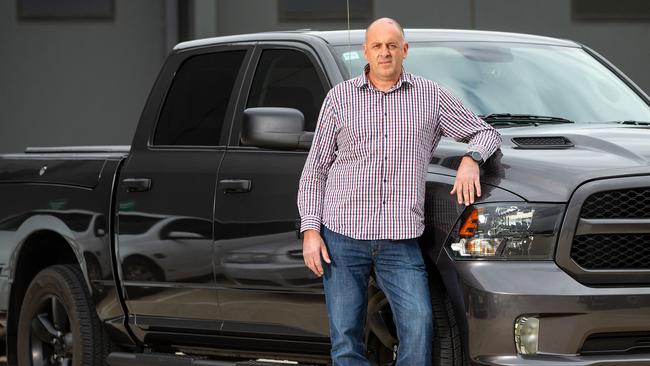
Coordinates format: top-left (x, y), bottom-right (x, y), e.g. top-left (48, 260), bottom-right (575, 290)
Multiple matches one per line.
top-left (297, 18), bottom-right (501, 365)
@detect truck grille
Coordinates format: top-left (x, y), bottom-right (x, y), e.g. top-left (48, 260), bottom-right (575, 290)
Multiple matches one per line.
top-left (556, 178), bottom-right (650, 285)
top-left (571, 234), bottom-right (650, 270)
top-left (580, 187), bottom-right (650, 219)
top-left (570, 187), bottom-right (650, 271)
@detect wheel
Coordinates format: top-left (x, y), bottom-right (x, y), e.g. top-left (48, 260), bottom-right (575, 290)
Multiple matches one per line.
top-left (365, 284), bottom-right (464, 366)
top-left (17, 264), bottom-right (109, 366)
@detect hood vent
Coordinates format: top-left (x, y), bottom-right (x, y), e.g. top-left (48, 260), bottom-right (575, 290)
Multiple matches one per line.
top-left (512, 136), bottom-right (574, 149)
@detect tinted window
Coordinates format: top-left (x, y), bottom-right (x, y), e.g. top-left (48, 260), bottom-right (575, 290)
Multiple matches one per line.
top-left (247, 49), bottom-right (326, 132)
top-left (154, 51), bottom-right (246, 146)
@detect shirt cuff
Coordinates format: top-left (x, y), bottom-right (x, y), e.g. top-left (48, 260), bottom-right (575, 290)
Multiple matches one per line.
top-left (300, 215), bottom-right (322, 233)
top-left (466, 145), bottom-right (488, 162)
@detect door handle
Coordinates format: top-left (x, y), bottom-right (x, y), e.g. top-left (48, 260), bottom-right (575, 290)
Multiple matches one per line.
top-left (219, 179), bottom-right (252, 193)
top-left (121, 178), bottom-right (152, 192)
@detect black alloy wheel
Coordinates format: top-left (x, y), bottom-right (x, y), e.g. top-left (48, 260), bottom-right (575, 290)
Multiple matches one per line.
top-left (365, 283), bottom-right (464, 366)
top-left (17, 265), bottom-right (109, 366)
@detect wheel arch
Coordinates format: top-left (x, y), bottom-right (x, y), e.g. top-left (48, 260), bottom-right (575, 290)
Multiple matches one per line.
top-left (6, 229), bottom-right (87, 365)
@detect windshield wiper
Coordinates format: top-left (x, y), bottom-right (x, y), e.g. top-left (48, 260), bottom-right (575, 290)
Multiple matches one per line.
top-left (479, 113), bottom-right (574, 126)
top-left (613, 120), bottom-right (650, 126)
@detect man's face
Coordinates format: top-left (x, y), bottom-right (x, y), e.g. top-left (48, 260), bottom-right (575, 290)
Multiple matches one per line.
top-left (363, 22), bottom-right (409, 82)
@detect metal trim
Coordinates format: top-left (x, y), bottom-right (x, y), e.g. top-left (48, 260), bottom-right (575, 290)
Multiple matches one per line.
top-left (576, 218), bottom-right (650, 235)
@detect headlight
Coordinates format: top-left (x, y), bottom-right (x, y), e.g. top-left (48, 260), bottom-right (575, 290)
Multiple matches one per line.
top-left (447, 203), bottom-right (564, 260)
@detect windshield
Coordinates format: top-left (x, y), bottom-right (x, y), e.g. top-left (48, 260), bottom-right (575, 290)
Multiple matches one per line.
top-left (334, 42), bottom-right (650, 124)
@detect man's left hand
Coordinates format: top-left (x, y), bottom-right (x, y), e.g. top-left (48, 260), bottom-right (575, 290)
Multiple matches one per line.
top-left (450, 156), bottom-right (481, 206)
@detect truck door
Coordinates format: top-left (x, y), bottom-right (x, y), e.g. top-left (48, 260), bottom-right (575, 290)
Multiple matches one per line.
top-left (214, 43), bottom-right (331, 343)
top-left (116, 46), bottom-right (250, 329)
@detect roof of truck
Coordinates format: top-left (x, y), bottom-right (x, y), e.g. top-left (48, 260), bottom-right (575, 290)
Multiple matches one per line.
top-left (174, 28), bottom-right (580, 51)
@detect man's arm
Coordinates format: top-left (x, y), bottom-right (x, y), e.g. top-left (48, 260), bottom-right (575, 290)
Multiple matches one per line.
top-left (297, 91), bottom-right (339, 276)
top-left (435, 84), bottom-right (502, 205)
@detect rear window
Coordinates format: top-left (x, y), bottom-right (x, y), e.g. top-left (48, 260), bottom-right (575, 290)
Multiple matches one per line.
top-left (154, 51), bottom-right (247, 146)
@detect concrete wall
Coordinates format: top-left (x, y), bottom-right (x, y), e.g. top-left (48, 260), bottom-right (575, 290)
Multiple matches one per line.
top-left (1, 0), bottom-right (647, 154)
top-left (206, 0), bottom-right (648, 94)
top-left (0, 0), bottom-right (167, 153)
top-left (201, 0), bottom-right (473, 36)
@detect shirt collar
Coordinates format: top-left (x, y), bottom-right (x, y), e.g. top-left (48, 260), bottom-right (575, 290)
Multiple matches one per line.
top-left (354, 63), bottom-right (415, 91)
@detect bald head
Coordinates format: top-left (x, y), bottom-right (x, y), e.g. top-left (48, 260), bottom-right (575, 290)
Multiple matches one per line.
top-left (362, 17), bottom-right (409, 88)
top-left (364, 17), bottom-right (405, 44)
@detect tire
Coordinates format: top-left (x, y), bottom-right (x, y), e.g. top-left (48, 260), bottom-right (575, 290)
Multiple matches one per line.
top-left (365, 285), bottom-right (464, 366)
top-left (17, 264), bottom-right (109, 366)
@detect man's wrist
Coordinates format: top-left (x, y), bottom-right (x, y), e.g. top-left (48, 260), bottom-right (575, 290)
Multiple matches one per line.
top-left (303, 229), bottom-right (321, 239)
top-left (464, 150), bottom-right (484, 165)
top-left (461, 156), bottom-right (479, 167)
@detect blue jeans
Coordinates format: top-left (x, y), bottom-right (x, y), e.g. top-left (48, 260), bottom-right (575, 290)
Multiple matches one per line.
top-left (321, 224), bottom-right (433, 366)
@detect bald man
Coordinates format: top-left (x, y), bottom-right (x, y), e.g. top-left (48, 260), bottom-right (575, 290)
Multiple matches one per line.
top-left (298, 18), bottom-right (501, 365)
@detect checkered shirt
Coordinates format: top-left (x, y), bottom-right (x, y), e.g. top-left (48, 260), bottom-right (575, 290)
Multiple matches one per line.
top-left (297, 66), bottom-right (501, 240)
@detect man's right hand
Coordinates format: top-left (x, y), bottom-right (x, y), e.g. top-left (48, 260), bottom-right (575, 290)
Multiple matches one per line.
top-left (302, 230), bottom-right (331, 277)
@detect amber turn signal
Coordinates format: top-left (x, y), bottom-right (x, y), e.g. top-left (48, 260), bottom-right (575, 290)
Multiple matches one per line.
top-left (458, 209), bottom-right (479, 237)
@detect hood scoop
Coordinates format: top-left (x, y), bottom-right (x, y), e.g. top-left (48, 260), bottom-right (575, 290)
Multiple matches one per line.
top-left (512, 136), bottom-right (574, 149)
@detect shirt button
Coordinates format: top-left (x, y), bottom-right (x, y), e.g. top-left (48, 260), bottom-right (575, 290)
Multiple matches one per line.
top-left (383, 179), bottom-right (387, 183)
top-left (382, 201), bottom-right (386, 204)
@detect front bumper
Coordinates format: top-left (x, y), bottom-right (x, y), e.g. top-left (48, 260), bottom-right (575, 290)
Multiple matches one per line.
top-left (447, 258), bottom-right (650, 365)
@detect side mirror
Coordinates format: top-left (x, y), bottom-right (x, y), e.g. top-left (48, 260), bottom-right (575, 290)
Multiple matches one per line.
top-left (241, 107), bottom-right (313, 150)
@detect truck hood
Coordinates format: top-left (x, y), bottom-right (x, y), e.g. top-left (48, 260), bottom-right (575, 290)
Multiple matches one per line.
top-left (429, 124), bottom-right (650, 202)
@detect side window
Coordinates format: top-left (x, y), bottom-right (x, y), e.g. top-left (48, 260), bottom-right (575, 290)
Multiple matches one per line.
top-left (247, 49), bottom-right (327, 132)
top-left (154, 50), bottom-right (246, 146)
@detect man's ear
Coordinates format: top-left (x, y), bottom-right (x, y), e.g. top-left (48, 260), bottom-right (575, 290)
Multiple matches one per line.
top-left (403, 42), bottom-right (409, 58)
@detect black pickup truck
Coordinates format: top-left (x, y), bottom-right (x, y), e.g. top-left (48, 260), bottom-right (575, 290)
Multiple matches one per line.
top-left (1, 29), bottom-right (650, 366)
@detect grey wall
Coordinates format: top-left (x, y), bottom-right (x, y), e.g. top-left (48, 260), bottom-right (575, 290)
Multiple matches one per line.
top-left (1, 0), bottom-right (648, 154)
top-left (205, 0), bottom-right (473, 35)
top-left (0, 0), bottom-right (166, 153)
top-left (208, 0), bottom-right (649, 94)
